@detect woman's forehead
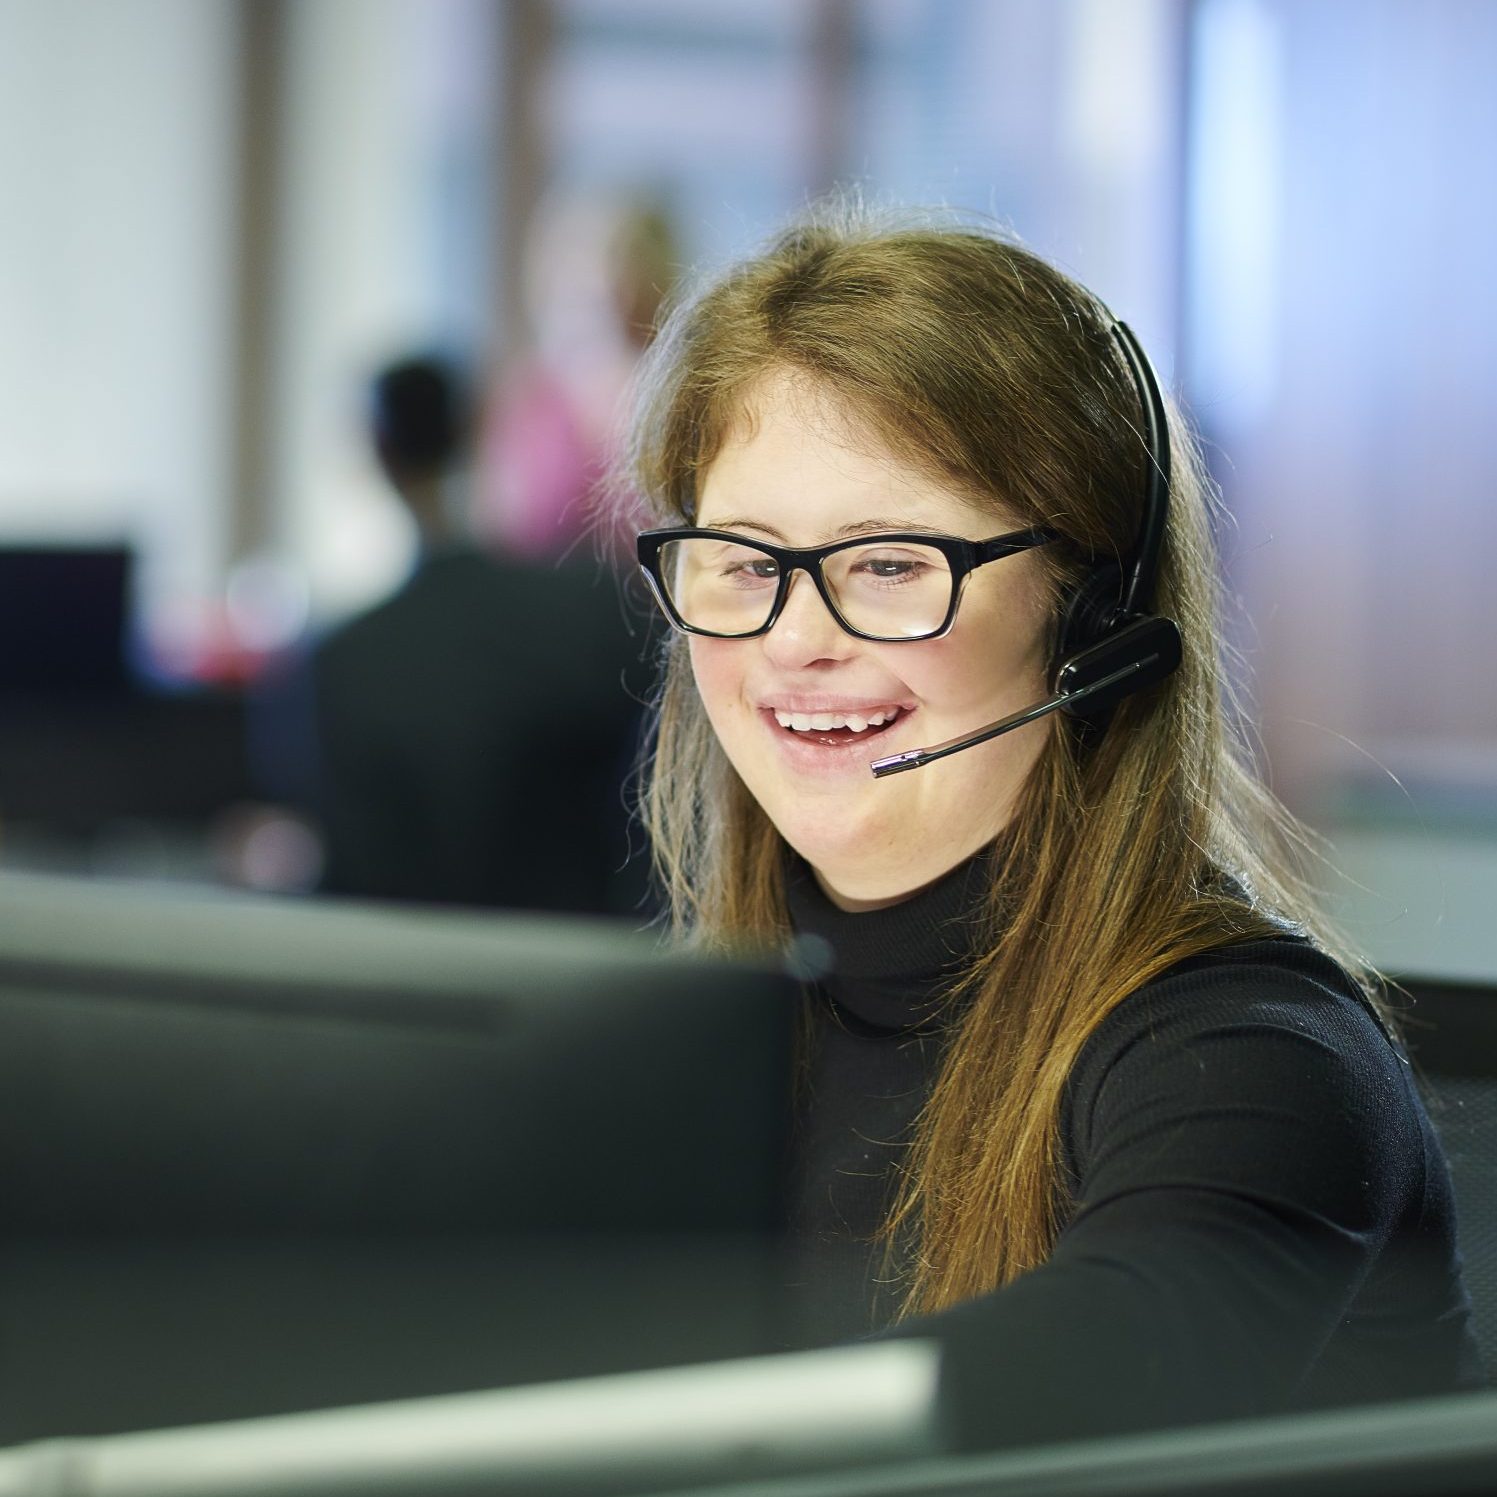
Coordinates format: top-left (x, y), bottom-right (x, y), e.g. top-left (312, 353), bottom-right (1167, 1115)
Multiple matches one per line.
top-left (698, 371), bottom-right (1016, 540)
top-left (715, 368), bottom-right (881, 456)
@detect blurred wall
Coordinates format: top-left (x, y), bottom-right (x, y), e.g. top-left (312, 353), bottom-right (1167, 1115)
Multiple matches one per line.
top-left (0, 0), bottom-right (237, 625)
top-left (270, 0), bottom-right (501, 617)
top-left (1186, 0), bottom-right (1497, 825)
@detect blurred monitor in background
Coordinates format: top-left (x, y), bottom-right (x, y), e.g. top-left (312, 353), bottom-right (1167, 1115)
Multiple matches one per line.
top-left (0, 545), bottom-right (133, 698)
top-left (0, 545), bottom-right (256, 878)
top-left (253, 353), bottom-right (655, 916)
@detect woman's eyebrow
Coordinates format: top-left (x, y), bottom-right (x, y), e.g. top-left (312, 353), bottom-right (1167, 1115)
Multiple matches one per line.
top-left (698, 516), bottom-right (945, 543)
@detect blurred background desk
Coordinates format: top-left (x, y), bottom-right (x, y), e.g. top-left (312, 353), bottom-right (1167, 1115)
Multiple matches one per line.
top-left (0, 688), bottom-right (252, 881)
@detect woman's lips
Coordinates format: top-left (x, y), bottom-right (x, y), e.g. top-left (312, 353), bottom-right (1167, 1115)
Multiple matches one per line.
top-left (757, 705), bottom-right (914, 770)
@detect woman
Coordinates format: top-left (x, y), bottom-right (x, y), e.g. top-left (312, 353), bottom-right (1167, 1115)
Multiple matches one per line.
top-left (619, 205), bottom-right (1484, 1448)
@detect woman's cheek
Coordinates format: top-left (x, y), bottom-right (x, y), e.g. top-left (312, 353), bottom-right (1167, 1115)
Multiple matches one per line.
top-left (687, 636), bottom-right (746, 741)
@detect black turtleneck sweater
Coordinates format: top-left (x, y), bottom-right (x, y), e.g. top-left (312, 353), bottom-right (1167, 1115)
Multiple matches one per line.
top-left (783, 855), bottom-right (1486, 1451)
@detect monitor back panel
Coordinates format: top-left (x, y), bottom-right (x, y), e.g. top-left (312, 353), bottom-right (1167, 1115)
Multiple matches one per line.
top-left (0, 875), bottom-right (801, 1440)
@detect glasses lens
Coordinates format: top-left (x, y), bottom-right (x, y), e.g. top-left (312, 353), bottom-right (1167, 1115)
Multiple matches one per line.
top-left (824, 541), bottom-right (954, 638)
top-left (659, 537), bottom-right (782, 635)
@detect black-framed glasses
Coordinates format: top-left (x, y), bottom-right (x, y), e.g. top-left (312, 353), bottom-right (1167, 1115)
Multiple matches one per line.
top-left (636, 526), bottom-right (1059, 642)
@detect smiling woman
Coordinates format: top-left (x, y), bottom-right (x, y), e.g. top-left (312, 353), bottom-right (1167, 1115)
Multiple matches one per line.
top-left (615, 201), bottom-right (1485, 1449)
top-left (658, 371), bottom-right (1057, 908)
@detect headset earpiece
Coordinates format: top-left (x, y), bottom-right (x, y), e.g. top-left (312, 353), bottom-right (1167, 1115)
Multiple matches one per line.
top-left (1054, 613), bottom-right (1183, 721)
top-left (1047, 321), bottom-right (1182, 726)
top-left (1053, 562), bottom-right (1129, 725)
top-left (1054, 561), bottom-right (1124, 666)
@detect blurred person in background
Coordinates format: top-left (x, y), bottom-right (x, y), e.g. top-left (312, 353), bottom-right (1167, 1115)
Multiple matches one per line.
top-left (480, 191), bottom-right (678, 564)
top-left (622, 204), bottom-right (1485, 1451)
top-left (259, 353), bottom-right (652, 915)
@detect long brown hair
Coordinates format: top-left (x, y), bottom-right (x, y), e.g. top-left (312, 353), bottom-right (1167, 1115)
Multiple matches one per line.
top-left (616, 201), bottom-right (1376, 1316)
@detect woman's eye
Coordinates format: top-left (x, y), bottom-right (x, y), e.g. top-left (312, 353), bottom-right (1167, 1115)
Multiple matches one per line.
top-left (722, 557), bottom-right (779, 582)
top-left (857, 554), bottom-right (924, 580)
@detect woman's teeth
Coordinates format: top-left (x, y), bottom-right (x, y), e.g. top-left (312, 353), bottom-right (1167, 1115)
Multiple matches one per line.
top-left (772, 708), bottom-right (900, 733)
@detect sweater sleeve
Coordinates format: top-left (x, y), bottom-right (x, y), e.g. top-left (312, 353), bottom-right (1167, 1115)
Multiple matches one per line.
top-left (899, 952), bottom-right (1427, 1452)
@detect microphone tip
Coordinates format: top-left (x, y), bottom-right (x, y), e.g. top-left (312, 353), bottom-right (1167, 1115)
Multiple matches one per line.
top-left (870, 750), bottom-right (925, 778)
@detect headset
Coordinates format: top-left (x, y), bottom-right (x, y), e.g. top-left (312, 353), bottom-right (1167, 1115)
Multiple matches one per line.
top-left (870, 320), bottom-right (1183, 778)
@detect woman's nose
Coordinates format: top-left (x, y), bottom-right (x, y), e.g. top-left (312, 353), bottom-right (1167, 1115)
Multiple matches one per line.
top-left (759, 570), bottom-right (854, 669)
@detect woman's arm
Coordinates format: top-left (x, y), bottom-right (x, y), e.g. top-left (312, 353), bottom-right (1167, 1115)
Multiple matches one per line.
top-left (898, 954), bottom-right (1469, 1450)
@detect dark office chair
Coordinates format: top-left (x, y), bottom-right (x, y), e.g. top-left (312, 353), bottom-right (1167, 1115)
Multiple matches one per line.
top-left (1397, 976), bottom-right (1497, 1379)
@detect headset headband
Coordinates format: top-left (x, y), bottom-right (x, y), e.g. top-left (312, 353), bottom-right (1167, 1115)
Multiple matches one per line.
top-left (1107, 321), bottom-right (1171, 622)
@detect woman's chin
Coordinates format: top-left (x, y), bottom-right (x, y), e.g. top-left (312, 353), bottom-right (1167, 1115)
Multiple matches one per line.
top-left (772, 813), bottom-right (913, 905)
top-left (798, 851), bottom-right (943, 912)
top-left (768, 786), bottom-right (1000, 911)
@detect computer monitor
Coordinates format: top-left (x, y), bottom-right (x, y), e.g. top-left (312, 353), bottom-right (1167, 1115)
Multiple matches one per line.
top-left (0, 545), bottom-right (132, 695)
top-left (0, 873), bottom-right (802, 1442)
